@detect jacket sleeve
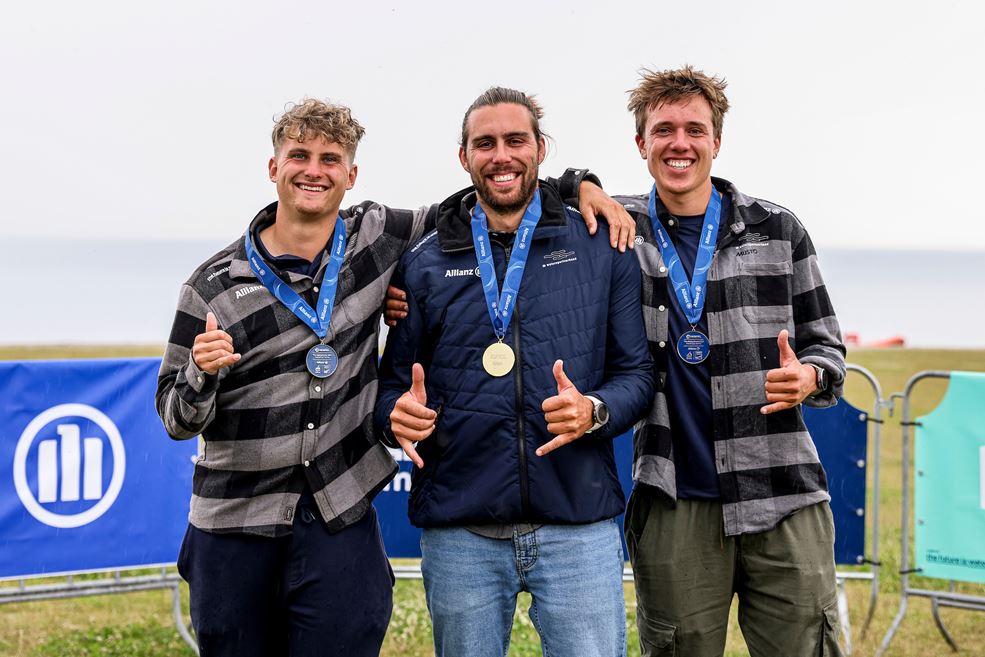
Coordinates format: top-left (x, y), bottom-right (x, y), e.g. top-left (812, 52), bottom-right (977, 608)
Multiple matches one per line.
top-left (155, 284), bottom-right (221, 440)
top-left (789, 223), bottom-right (847, 408)
top-left (547, 168), bottom-right (603, 206)
top-left (374, 262), bottom-right (428, 448)
top-left (584, 245), bottom-right (656, 440)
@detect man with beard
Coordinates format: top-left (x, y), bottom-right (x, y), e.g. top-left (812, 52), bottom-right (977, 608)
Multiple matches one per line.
top-left (157, 97), bottom-right (634, 657)
top-left (374, 87), bottom-right (654, 657)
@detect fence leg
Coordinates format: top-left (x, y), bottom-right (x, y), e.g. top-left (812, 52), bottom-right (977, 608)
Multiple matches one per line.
top-left (171, 582), bottom-right (198, 654)
top-left (875, 596), bottom-right (908, 657)
top-left (859, 580), bottom-right (877, 641)
top-left (930, 597), bottom-right (959, 652)
top-left (837, 578), bottom-right (853, 655)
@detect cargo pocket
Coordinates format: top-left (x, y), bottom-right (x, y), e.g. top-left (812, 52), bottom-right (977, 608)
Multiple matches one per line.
top-left (820, 602), bottom-right (842, 657)
top-left (638, 614), bottom-right (676, 657)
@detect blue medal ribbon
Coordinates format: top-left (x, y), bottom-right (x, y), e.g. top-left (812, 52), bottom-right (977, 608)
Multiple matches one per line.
top-left (647, 185), bottom-right (722, 327)
top-left (470, 190), bottom-right (542, 340)
top-left (243, 216), bottom-right (346, 339)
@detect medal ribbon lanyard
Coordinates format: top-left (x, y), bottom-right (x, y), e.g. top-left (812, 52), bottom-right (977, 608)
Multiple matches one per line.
top-left (243, 215), bottom-right (347, 340)
top-left (470, 189), bottom-right (542, 341)
top-left (647, 185), bottom-right (722, 327)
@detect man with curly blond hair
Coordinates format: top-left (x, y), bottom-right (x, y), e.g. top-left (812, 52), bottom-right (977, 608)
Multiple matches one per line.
top-left (156, 98), bottom-right (434, 657)
top-left (572, 66), bottom-right (846, 656)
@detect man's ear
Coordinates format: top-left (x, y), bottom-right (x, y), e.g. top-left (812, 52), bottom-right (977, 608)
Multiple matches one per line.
top-left (635, 134), bottom-right (647, 159)
top-left (347, 163), bottom-right (358, 190)
top-left (268, 156), bottom-right (278, 181)
top-left (537, 136), bottom-right (547, 165)
top-left (459, 145), bottom-right (470, 172)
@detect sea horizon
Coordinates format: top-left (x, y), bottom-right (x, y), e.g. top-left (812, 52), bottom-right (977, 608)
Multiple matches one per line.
top-left (4, 238), bottom-right (983, 349)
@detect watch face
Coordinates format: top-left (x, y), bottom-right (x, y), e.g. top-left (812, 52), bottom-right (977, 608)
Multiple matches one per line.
top-left (596, 402), bottom-right (609, 425)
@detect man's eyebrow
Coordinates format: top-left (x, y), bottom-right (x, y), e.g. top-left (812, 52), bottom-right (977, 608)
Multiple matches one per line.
top-left (471, 131), bottom-right (533, 143)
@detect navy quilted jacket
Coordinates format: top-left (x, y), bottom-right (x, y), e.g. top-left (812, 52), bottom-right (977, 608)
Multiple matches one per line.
top-left (374, 183), bottom-right (654, 527)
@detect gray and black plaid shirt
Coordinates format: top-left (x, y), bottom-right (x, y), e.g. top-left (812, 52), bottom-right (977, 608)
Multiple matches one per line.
top-left (156, 200), bottom-right (430, 537)
top-left (617, 177), bottom-right (846, 536)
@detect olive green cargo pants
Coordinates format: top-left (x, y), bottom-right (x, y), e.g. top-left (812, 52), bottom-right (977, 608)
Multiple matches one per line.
top-left (625, 489), bottom-right (843, 657)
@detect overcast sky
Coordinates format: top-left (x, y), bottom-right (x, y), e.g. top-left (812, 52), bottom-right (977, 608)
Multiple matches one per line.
top-left (3, 1), bottom-right (982, 251)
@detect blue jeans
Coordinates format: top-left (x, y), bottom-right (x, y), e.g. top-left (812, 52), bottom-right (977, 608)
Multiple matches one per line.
top-left (421, 520), bottom-right (627, 657)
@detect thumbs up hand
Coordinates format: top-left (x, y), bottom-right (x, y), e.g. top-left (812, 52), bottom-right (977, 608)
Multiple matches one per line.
top-left (192, 312), bottom-right (241, 375)
top-left (390, 363), bottom-right (437, 468)
top-left (760, 329), bottom-right (817, 415)
top-left (537, 360), bottom-right (594, 456)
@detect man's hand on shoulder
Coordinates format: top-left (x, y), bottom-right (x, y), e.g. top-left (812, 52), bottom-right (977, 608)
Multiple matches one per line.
top-left (760, 329), bottom-right (817, 414)
top-left (538, 360), bottom-right (594, 456)
top-left (389, 363), bottom-right (436, 468)
top-left (578, 181), bottom-right (636, 253)
top-left (192, 312), bottom-right (241, 375)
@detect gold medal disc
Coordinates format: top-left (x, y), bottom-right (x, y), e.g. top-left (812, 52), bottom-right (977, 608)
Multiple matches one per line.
top-left (482, 342), bottom-right (515, 377)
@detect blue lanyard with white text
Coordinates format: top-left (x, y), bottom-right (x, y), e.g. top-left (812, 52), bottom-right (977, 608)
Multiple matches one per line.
top-left (647, 185), bottom-right (721, 326)
top-left (243, 216), bottom-right (346, 339)
top-left (470, 190), bottom-right (542, 339)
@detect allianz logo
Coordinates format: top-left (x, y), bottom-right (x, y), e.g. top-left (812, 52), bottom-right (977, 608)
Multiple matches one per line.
top-left (13, 404), bottom-right (126, 529)
top-left (445, 267), bottom-right (480, 278)
top-left (235, 284), bottom-right (264, 300)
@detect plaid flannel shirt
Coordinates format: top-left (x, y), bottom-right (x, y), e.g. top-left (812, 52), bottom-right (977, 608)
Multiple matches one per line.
top-left (156, 200), bottom-right (429, 537)
top-left (616, 177), bottom-right (846, 536)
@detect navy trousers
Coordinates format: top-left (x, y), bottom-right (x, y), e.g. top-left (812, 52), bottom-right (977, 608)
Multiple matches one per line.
top-left (177, 495), bottom-right (394, 657)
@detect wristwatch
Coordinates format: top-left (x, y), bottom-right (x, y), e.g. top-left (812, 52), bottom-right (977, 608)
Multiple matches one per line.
top-left (586, 395), bottom-right (609, 433)
top-left (809, 365), bottom-right (829, 397)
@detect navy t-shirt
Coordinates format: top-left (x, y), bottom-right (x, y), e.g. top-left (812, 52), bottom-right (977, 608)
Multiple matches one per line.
top-left (659, 193), bottom-right (731, 499)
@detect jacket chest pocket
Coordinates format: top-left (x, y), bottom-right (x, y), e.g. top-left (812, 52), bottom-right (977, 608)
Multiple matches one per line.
top-left (737, 260), bottom-right (792, 324)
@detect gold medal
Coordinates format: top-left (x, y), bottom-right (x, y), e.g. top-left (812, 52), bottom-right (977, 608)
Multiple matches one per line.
top-left (482, 341), bottom-right (515, 377)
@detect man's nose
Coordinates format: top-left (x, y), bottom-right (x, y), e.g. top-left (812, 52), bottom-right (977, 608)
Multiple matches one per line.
top-left (492, 141), bottom-right (511, 163)
top-left (304, 158), bottom-right (323, 177)
top-left (670, 128), bottom-right (688, 150)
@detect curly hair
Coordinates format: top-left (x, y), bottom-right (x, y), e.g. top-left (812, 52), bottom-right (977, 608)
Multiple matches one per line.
top-left (272, 98), bottom-right (366, 159)
top-left (627, 65), bottom-right (729, 139)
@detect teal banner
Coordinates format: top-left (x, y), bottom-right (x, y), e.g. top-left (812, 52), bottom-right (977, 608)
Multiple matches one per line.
top-left (915, 371), bottom-right (985, 584)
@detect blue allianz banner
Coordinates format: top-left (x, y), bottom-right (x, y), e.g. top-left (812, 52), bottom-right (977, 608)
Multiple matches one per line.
top-left (0, 358), bottom-right (197, 580)
top-left (804, 400), bottom-right (868, 565)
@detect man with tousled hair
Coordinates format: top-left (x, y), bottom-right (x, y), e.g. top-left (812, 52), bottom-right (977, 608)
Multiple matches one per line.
top-left (374, 87), bottom-right (654, 657)
top-left (157, 98), bottom-right (426, 656)
top-left (589, 66), bottom-right (846, 656)
top-left (157, 97), bottom-right (635, 657)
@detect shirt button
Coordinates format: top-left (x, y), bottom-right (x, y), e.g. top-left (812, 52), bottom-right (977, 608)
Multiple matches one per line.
top-left (304, 460), bottom-right (310, 467)
top-left (314, 386), bottom-right (321, 393)
top-left (196, 376), bottom-right (203, 383)
top-left (313, 286), bottom-right (319, 293)
top-left (307, 423), bottom-right (315, 430)
top-left (658, 341), bottom-right (666, 348)
top-left (659, 266), bottom-right (667, 273)
top-left (658, 305), bottom-right (666, 312)
top-left (668, 219), bottom-right (675, 226)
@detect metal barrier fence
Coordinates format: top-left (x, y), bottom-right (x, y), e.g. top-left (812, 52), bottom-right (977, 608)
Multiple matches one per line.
top-left (877, 371), bottom-right (985, 656)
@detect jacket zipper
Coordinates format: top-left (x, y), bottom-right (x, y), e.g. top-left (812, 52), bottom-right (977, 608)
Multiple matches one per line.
top-left (500, 243), bottom-right (531, 516)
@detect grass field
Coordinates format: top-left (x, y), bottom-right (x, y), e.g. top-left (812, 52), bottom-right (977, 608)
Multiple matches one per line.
top-left (1, 346), bottom-right (984, 656)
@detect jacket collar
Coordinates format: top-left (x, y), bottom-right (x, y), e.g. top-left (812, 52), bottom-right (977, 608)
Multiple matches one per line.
top-left (436, 181), bottom-right (569, 253)
top-left (230, 201), bottom-right (341, 283)
top-left (641, 177), bottom-right (775, 246)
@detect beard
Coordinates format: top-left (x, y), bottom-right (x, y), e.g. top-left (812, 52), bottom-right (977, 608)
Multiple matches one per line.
top-left (471, 166), bottom-right (539, 216)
